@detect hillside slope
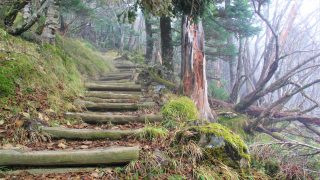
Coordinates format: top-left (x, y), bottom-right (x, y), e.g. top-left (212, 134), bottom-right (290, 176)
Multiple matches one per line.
top-left (0, 28), bottom-right (113, 142)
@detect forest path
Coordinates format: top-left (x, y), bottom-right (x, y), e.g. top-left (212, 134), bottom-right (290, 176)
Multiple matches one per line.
top-left (0, 58), bottom-right (161, 177)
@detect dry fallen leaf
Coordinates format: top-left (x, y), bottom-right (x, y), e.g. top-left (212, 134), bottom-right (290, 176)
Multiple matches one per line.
top-left (15, 119), bottom-right (25, 128)
top-left (38, 113), bottom-right (49, 122)
top-left (2, 143), bottom-right (14, 149)
top-left (82, 141), bottom-right (93, 145)
top-left (91, 172), bottom-right (99, 178)
top-left (58, 142), bottom-right (67, 149)
top-left (80, 145), bottom-right (89, 149)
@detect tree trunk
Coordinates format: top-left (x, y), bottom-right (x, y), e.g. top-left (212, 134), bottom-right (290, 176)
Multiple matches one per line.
top-left (181, 16), bottom-right (215, 122)
top-left (41, 0), bottom-right (60, 44)
top-left (144, 14), bottom-right (153, 64)
top-left (160, 16), bottom-right (173, 71)
top-left (229, 37), bottom-right (244, 103)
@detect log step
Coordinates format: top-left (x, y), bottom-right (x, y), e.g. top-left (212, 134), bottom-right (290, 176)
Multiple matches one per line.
top-left (86, 91), bottom-right (140, 99)
top-left (99, 74), bottom-right (132, 81)
top-left (103, 72), bottom-right (132, 76)
top-left (0, 146), bottom-right (139, 166)
top-left (66, 112), bottom-right (162, 124)
top-left (41, 127), bottom-right (142, 140)
top-left (82, 101), bottom-right (156, 111)
top-left (86, 82), bottom-right (137, 86)
top-left (115, 65), bottom-right (142, 69)
top-left (1, 167), bottom-right (110, 176)
top-left (83, 97), bottom-right (139, 103)
top-left (85, 83), bottom-right (141, 91)
top-left (93, 79), bottom-right (132, 83)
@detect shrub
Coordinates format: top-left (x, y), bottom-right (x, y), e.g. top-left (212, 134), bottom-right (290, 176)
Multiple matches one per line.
top-left (140, 126), bottom-right (169, 140)
top-left (208, 81), bottom-right (229, 101)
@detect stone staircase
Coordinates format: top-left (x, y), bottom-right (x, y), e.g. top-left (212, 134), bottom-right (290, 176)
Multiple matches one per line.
top-left (0, 59), bottom-right (161, 176)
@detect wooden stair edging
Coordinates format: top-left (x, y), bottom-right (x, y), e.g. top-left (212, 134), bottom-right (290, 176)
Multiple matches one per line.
top-left (66, 112), bottom-right (162, 124)
top-left (85, 91), bottom-right (141, 99)
top-left (85, 83), bottom-right (141, 91)
top-left (80, 101), bottom-right (156, 111)
top-left (0, 146), bottom-right (140, 166)
top-left (41, 127), bottom-right (143, 140)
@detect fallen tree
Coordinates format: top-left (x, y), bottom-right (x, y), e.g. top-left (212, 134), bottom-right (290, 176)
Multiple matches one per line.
top-left (209, 98), bottom-right (320, 138)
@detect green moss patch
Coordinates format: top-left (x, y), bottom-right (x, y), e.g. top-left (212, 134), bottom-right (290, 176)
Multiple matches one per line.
top-left (161, 96), bottom-right (199, 128)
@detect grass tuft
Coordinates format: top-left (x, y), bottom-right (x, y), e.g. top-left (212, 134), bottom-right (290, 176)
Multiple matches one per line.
top-left (140, 126), bottom-right (169, 140)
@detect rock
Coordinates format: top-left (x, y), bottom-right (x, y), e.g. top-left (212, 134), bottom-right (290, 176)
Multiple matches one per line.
top-left (137, 65), bottom-right (176, 91)
top-left (218, 112), bottom-right (238, 118)
top-left (176, 123), bottom-right (250, 168)
top-left (153, 149), bottom-right (170, 166)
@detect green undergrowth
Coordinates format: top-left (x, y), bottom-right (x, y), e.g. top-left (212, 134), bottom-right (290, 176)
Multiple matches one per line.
top-left (122, 50), bottom-right (145, 64)
top-left (0, 28), bottom-right (112, 125)
top-left (208, 81), bottom-right (229, 101)
top-left (57, 36), bottom-right (113, 79)
top-left (161, 96), bottom-right (199, 128)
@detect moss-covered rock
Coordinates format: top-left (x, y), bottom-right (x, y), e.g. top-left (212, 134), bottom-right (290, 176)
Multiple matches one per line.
top-left (161, 96), bottom-right (199, 128)
top-left (137, 65), bottom-right (176, 90)
top-left (176, 123), bottom-right (250, 168)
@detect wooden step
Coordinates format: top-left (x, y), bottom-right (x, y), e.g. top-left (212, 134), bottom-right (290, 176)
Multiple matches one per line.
top-left (66, 112), bottom-right (162, 124)
top-left (86, 81), bottom-right (137, 86)
top-left (99, 74), bottom-right (132, 81)
top-left (103, 72), bottom-right (132, 76)
top-left (83, 97), bottom-right (139, 103)
top-left (41, 127), bottom-right (143, 140)
top-left (86, 91), bottom-right (140, 99)
top-left (115, 65), bottom-right (143, 69)
top-left (93, 79), bottom-right (132, 83)
top-left (81, 101), bottom-right (156, 111)
top-left (1, 167), bottom-right (110, 176)
top-left (0, 146), bottom-right (139, 166)
top-left (85, 83), bottom-right (141, 91)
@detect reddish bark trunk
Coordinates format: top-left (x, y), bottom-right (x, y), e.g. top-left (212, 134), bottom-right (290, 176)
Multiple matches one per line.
top-left (181, 16), bottom-right (215, 122)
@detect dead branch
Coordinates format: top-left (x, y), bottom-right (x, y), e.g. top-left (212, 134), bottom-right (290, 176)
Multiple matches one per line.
top-left (250, 141), bottom-right (320, 156)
